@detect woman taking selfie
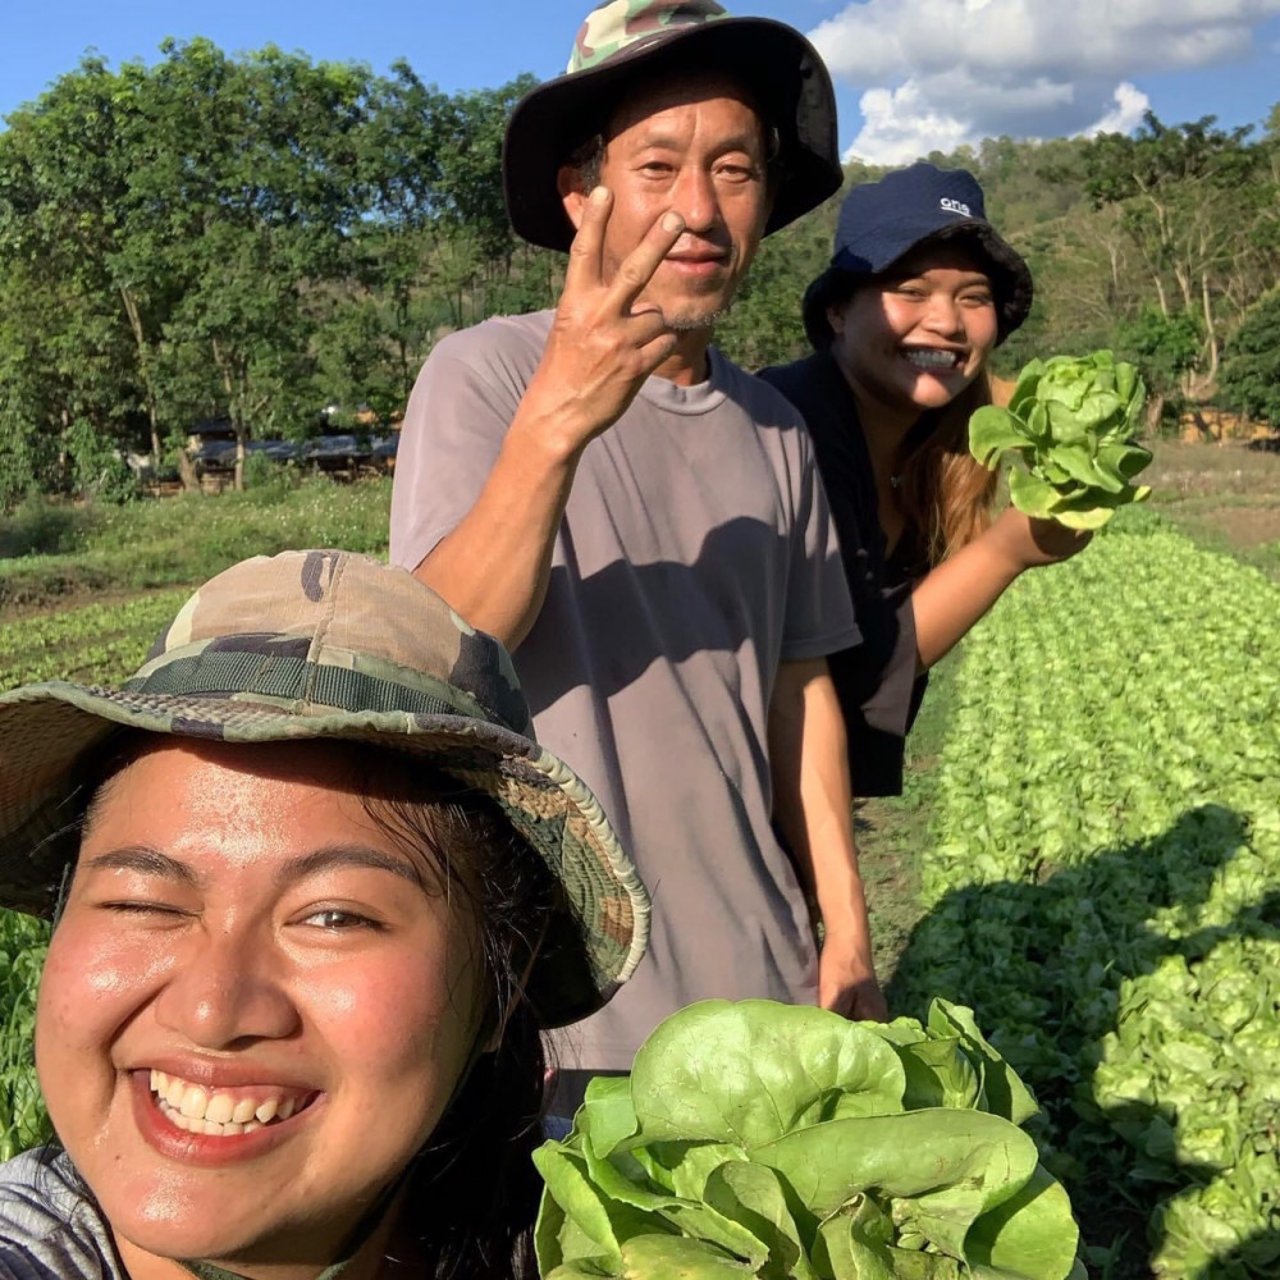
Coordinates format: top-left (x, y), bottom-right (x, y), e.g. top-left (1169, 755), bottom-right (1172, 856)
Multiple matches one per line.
top-left (763, 163), bottom-right (1089, 798)
top-left (0, 550), bottom-right (648, 1280)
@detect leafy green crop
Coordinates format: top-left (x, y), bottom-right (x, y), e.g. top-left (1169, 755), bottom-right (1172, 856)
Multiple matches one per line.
top-left (969, 352), bottom-right (1153, 528)
top-left (0, 913), bottom-right (50, 1159)
top-left (892, 516), bottom-right (1280, 1276)
top-left (534, 999), bottom-right (1083, 1279)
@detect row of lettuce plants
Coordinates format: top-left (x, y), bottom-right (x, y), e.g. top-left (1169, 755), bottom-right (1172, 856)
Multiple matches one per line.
top-left (0, 590), bottom-right (188, 686)
top-left (890, 517), bottom-right (1279, 1276)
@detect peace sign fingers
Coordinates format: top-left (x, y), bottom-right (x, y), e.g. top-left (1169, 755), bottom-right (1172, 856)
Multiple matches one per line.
top-left (563, 185), bottom-right (613, 294)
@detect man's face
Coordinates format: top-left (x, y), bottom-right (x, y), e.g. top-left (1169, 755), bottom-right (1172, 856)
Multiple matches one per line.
top-left (563, 73), bottom-right (772, 331)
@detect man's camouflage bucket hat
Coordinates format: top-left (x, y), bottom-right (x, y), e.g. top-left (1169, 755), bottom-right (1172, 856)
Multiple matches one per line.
top-left (503, 0), bottom-right (841, 251)
top-left (0, 550), bottom-right (649, 1029)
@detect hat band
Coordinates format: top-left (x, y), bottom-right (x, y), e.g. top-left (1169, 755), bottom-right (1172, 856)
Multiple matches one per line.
top-left (124, 651), bottom-right (487, 722)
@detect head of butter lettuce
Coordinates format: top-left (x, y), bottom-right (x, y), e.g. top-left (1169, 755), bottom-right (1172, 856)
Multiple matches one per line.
top-left (970, 351), bottom-right (1153, 530)
top-left (533, 999), bottom-right (1085, 1279)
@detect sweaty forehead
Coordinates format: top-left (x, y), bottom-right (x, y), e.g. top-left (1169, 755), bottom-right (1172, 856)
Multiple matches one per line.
top-left (603, 70), bottom-right (765, 147)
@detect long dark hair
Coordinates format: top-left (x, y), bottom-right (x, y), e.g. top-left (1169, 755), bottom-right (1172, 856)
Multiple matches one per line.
top-left (358, 754), bottom-right (560, 1280)
top-left (895, 374), bottom-right (999, 565)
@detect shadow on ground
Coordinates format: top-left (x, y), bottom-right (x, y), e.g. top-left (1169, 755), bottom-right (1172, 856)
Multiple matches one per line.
top-left (886, 804), bottom-right (1279, 1278)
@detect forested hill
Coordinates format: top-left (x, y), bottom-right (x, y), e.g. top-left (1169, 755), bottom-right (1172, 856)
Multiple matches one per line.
top-left (1, 39), bottom-right (1277, 505)
top-left (726, 117), bottom-right (1280, 426)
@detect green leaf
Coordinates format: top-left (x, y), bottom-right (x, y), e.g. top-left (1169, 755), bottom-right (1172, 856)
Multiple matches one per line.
top-left (814, 1212), bottom-right (896, 1280)
top-left (581, 1142), bottom-right (769, 1268)
top-left (582, 1075), bottom-right (640, 1158)
top-left (1007, 468), bottom-right (1063, 518)
top-left (703, 1161), bottom-right (816, 1279)
top-left (926, 1000), bottom-right (1040, 1126)
top-left (753, 1109), bottom-right (1040, 1242)
top-left (616, 1234), bottom-right (761, 1278)
top-left (969, 406), bottom-right (1033, 468)
top-left (629, 1000), bottom-right (906, 1148)
top-left (533, 1142), bottom-right (628, 1272)
top-left (892, 1036), bottom-right (983, 1112)
top-left (965, 1164), bottom-right (1081, 1280)
top-left (640, 1142), bottom-right (748, 1202)
top-left (544, 1234), bottom-right (758, 1279)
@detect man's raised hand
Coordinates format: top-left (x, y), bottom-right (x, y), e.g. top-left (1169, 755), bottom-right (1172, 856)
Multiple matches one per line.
top-left (523, 186), bottom-right (685, 458)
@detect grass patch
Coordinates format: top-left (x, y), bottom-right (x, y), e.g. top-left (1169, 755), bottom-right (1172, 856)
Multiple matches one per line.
top-left (1143, 438), bottom-right (1280, 500)
top-left (0, 477), bottom-right (392, 613)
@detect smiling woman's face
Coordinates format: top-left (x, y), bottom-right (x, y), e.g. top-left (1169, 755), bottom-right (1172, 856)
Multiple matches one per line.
top-left (827, 242), bottom-right (999, 421)
top-left (36, 737), bottom-right (485, 1273)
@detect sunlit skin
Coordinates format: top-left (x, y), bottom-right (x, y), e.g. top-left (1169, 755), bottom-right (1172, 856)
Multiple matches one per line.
top-left (827, 243), bottom-right (1000, 434)
top-left (559, 72), bottom-right (772, 380)
top-left (35, 738), bottom-right (485, 1280)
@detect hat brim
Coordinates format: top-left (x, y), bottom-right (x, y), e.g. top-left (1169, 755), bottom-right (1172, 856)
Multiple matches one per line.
top-left (810, 218), bottom-right (1033, 347)
top-left (503, 17), bottom-right (841, 252)
top-left (0, 680), bottom-right (649, 1030)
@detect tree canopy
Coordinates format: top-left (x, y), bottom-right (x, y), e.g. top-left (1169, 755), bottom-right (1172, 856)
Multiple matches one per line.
top-left (0, 40), bottom-right (1275, 507)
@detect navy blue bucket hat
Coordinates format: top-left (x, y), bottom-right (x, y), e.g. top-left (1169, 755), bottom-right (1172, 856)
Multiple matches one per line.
top-left (803, 163), bottom-right (1033, 349)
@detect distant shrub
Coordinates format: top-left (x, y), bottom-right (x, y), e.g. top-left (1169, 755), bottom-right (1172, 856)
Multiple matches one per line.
top-left (0, 496), bottom-right (98, 560)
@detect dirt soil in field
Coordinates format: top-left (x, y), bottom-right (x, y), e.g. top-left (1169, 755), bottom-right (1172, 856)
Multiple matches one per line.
top-left (1145, 439), bottom-right (1280, 577)
top-left (1209, 504), bottom-right (1280, 549)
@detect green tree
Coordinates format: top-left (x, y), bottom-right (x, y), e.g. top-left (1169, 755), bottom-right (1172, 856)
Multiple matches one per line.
top-left (0, 56), bottom-right (160, 477)
top-left (141, 41), bottom-right (372, 486)
top-left (1218, 291), bottom-right (1280, 427)
top-left (1074, 113), bottom-right (1275, 395)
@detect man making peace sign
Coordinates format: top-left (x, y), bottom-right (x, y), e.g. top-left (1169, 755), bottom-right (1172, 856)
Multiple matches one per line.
top-left (390, 1), bottom-right (885, 1124)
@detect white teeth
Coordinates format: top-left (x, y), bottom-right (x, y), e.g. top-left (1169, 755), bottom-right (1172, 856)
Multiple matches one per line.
top-left (179, 1086), bottom-right (209, 1119)
top-left (150, 1071), bottom-right (308, 1135)
top-left (204, 1094), bottom-right (235, 1125)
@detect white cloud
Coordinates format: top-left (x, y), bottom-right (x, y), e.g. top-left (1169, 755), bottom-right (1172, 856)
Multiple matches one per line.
top-left (812, 0), bottom-right (1280, 162)
top-left (1082, 83), bottom-right (1153, 138)
top-left (847, 81), bottom-right (973, 165)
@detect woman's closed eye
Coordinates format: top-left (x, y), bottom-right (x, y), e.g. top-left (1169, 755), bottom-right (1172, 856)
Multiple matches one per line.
top-left (97, 897), bottom-right (193, 921)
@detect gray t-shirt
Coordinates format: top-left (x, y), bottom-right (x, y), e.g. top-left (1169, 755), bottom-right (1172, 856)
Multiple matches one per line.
top-left (390, 310), bottom-right (859, 1070)
top-left (0, 1151), bottom-right (121, 1280)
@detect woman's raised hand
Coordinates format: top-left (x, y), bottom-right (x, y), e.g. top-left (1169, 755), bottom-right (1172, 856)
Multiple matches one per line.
top-left (988, 504), bottom-right (1093, 572)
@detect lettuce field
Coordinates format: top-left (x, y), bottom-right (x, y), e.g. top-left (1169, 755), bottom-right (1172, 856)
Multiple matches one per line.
top-left (0, 512), bottom-right (1277, 1273)
top-left (890, 516), bottom-right (1280, 1276)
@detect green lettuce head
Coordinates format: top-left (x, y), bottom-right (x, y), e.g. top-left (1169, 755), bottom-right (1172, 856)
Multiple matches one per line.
top-left (970, 351), bottom-right (1153, 530)
top-left (534, 999), bottom-right (1085, 1279)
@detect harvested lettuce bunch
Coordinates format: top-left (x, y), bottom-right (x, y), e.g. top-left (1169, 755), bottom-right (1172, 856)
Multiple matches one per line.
top-left (534, 999), bottom-right (1084, 1279)
top-left (970, 351), bottom-right (1153, 529)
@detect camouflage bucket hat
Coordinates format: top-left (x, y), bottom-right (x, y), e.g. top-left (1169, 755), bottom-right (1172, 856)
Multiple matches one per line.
top-left (503, 0), bottom-right (842, 252)
top-left (0, 550), bottom-right (649, 1030)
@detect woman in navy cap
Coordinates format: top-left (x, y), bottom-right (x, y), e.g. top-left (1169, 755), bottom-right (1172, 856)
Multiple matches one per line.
top-left (761, 163), bottom-right (1089, 799)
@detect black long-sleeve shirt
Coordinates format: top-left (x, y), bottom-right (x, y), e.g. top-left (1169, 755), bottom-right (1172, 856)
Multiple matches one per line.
top-left (760, 351), bottom-right (930, 797)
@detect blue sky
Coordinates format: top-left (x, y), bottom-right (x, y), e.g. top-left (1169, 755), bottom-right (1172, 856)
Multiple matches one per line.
top-left (2, 1), bottom-right (1277, 163)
